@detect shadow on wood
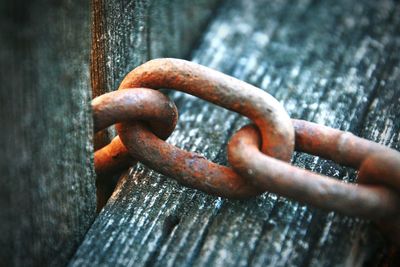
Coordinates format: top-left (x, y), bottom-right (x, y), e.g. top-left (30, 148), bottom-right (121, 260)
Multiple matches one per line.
top-left (0, 0), bottom-right (96, 266)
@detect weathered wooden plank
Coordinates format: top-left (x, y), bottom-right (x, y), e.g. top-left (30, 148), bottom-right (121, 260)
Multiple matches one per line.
top-left (91, 0), bottom-right (221, 209)
top-left (0, 1), bottom-right (96, 266)
top-left (91, 0), bottom-right (221, 97)
top-left (71, 0), bottom-right (400, 266)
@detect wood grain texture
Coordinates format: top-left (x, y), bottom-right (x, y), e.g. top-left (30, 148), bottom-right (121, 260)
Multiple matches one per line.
top-left (72, 0), bottom-right (400, 266)
top-left (91, 0), bottom-right (222, 209)
top-left (91, 0), bottom-right (221, 97)
top-left (0, 1), bottom-right (96, 266)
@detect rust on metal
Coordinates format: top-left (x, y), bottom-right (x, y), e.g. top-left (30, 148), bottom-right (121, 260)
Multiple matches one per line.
top-left (118, 122), bottom-right (262, 198)
top-left (118, 58), bottom-right (294, 161)
top-left (293, 119), bottom-right (400, 212)
top-left (92, 58), bottom-right (400, 245)
top-left (227, 121), bottom-right (400, 244)
top-left (116, 58), bottom-right (294, 198)
top-left (227, 122), bottom-right (400, 219)
top-left (93, 88), bottom-right (178, 175)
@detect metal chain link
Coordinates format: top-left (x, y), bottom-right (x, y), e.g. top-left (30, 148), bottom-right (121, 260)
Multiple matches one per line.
top-left (92, 58), bottom-right (400, 245)
top-left (93, 88), bottom-right (178, 175)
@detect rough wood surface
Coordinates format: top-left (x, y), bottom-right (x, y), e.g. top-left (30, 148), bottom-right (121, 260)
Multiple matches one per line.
top-left (71, 0), bottom-right (400, 266)
top-left (91, 0), bottom-right (221, 209)
top-left (0, 1), bottom-right (96, 266)
top-left (91, 0), bottom-right (221, 97)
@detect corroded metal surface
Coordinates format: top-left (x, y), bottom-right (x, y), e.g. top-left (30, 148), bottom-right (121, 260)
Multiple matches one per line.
top-left (118, 123), bottom-right (260, 198)
top-left (116, 58), bottom-right (294, 198)
top-left (94, 58), bottom-right (400, 244)
top-left (227, 121), bottom-right (400, 219)
top-left (93, 88), bottom-right (178, 175)
top-left (227, 122), bottom-right (400, 244)
top-left (118, 58), bottom-right (294, 161)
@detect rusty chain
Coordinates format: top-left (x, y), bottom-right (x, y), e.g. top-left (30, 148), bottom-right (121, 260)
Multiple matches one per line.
top-left (93, 88), bottom-right (178, 175)
top-left (92, 58), bottom-right (400, 245)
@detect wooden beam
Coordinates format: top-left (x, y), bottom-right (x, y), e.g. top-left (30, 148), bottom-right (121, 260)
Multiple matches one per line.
top-left (0, 0), bottom-right (96, 266)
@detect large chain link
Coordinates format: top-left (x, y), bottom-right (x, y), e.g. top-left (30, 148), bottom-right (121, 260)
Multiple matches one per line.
top-left (92, 58), bottom-right (400, 245)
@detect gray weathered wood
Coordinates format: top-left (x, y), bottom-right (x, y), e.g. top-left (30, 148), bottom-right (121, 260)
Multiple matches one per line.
top-left (71, 0), bottom-right (400, 266)
top-left (0, 1), bottom-right (96, 266)
top-left (91, 0), bottom-right (221, 209)
top-left (91, 0), bottom-right (221, 97)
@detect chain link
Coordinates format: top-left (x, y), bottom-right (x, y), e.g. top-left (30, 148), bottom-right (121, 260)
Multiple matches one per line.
top-left (93, 58), bottom-right (400, 245)
top-left (93, 88), bottom-right (178, 175)
top-left (116, 58), bottom-right (294, 197)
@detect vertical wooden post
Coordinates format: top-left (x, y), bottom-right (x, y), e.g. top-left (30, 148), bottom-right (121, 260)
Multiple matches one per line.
top-left (0, 0), bottom-right (96, 266)
top-left (91, 0), bottom-right (221, 209)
